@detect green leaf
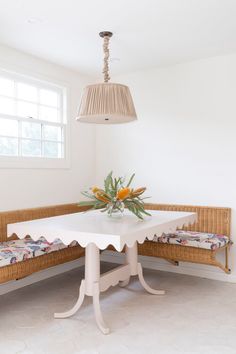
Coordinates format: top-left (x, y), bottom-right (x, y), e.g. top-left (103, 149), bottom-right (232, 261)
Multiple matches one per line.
top-left (111, 176), bottom-right (115, 190)
top-left (124, 199), bottom-right (150, 220)
top-left (104, 171), bottom-right (113, 193)
top-left (126, 173), bottom-right (135, 187)
top-left (78, 201), bottom-right (97, 206)
top-left (141, 209), bottom-right (152, 217)
top-left (94, 203), bottom-right (107, 210)
top-left (81, 191), bottom-right (95, 200)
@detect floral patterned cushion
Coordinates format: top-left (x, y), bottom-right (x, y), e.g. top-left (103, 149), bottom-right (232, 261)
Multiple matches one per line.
top-left (0, 236), bottom-right (68, 267)
top-left (152, 230), bottom-right (231, 250)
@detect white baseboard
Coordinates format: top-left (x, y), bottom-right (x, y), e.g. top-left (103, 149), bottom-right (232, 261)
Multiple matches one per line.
top-left (101, 251), bottom-right (236, 283)
top-left (0, 257), bottom-right (85, 296)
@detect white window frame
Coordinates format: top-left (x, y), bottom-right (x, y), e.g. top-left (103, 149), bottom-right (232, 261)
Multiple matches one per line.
top-left (0, 68), bottom-right (70, 169)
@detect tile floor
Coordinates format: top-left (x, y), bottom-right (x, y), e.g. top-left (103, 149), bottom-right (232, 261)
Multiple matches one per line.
top-left (0, 262), bottom-right (236, 354)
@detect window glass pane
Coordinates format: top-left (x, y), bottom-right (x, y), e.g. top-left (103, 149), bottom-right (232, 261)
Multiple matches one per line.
top-left (43, 142), bottom-right (62, 158)
top-left (0, 137), bottom-right (18, 156)
top-left (17, 101), bottom-right (38, 119)
top-left (21, 122), bottom-right (41, 139)
top-left (39, 106), bottom-right (58, 122)
top-left (0, 77), bottom-right (14, 97)
top-left (43, 125), bottom-right (62, 141)
top-left (0, 73), bottom-right (65, 160)
top-left (0, 118), bottom-right (18, 137)
top-left (17, 82), bottom-right (37, 102)
top-left (0, 97), bottom-right (15, 115)
top-left (21, 139), bottom-right (41, 157)
top-left (40, 89), bottom-right (58, 107)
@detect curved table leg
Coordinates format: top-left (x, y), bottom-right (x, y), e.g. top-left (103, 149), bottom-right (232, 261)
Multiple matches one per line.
top-left (54, 280), bottom-right (86, 319)
top-left (93, 282), bottom-right (110, 334)
top-left (119, 277), bottom-right (130, 288)
top-left (137, 263), bottom-right (165, 295)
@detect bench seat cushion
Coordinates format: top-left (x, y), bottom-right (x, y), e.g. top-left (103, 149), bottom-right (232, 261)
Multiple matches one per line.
top-left (152, 230), bottom-right (230, 250)
top-left (0, 236), bottom-right (67, 267)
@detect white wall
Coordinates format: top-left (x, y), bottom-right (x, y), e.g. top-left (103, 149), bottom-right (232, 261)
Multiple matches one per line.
top-left (0, 44), bottom-right (95, 211)
top-left (1, 44), bottom-right (235, 281)
top-left (95, 54), bottom-right (236, 280)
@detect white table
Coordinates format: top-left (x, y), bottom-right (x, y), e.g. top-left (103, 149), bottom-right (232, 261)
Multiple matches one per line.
top-left (7, 210), bottom-right (196, 334)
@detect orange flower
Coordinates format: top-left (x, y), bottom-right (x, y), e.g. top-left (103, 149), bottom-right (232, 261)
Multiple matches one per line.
top-left (95, 191), bottom-right (110, 204)
top-left (130, 187), bottom-right (146, 197)
top-left (91, 186), bottom-right (100, 193)
top-left (116, 188), bottom-right (131, 201)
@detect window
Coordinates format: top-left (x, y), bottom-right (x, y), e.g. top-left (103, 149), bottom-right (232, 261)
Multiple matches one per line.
top-left (0, 70), bottom-right (68, 167)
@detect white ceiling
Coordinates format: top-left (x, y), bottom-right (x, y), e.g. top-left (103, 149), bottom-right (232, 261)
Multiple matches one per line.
top-left (0, 0), bottom-right (236, 77)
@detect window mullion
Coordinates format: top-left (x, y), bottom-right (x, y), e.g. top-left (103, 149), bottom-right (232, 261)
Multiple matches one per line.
top-left (0, 113), bottom-right (64, 128)
top-left (62, 126), bottom-right (65, 158)
top-left (13, 80), bottom-right (17, 117)
top-left (37, 87), bottom-right (40, 120)
top-left (41, 123), bottom-right (43, 157)
top-left (18, 119), bottom-right (22, 157)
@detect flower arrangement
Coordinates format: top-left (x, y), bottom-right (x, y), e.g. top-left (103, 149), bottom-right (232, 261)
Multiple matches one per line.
top-left (78, 172), bottom-right (151, 219)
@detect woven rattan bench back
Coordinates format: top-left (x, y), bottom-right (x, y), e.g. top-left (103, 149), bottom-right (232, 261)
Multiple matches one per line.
top-left (144, 203), bottom-right (231, 237)
top-left (0, 203), bottom-right (87, 242)
top-left (0, 203), bottom-right (231, 243)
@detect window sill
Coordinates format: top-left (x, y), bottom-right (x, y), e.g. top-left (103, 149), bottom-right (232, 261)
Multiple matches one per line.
top-left (0, 156), bottom-right (70, 169)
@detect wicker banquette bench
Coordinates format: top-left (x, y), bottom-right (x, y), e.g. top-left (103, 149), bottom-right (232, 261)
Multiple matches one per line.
top-left (139, 203), bottom-right (232, 274)
top-left (0, 203), bottom-right (87, 284)
top-left (0, 202), bottom-right (232, 286)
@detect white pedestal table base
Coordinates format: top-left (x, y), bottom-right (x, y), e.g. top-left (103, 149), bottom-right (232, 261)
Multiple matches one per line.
top-left (54, 242), bottom-right (165, 334)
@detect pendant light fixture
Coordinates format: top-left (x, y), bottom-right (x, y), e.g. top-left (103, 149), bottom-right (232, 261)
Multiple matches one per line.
top-left (76, 31), bottom-right (137, 124)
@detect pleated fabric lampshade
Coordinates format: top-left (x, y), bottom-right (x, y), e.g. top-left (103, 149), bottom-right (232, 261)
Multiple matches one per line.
top-left (77, 82), bottom-right (137, 124)
top-left (76, 31), bottom-right (137, 124)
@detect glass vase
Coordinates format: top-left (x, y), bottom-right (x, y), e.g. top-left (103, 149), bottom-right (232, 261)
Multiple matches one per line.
top-left (107, 201), bottom-right (124, 219)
